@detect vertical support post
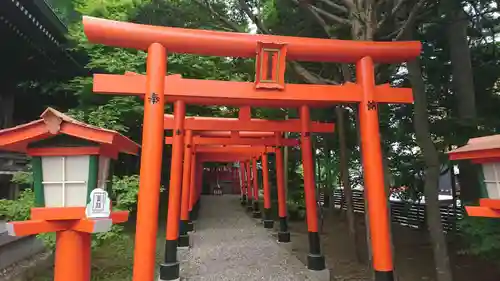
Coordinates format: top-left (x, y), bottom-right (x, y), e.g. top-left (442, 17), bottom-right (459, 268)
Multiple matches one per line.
top-left (275, 145), bottom-right (290, 242)
top-left (54, 230), bottom-right (90, 281)
top-left (193, 161), bottom-right (204, 219)
top-left (246, 160), bottom-right (253, 212)
top-left (262, 153), bottom-right (273, 228)
top-left (240, 162), bottom-right (247, 206)
top-left (357, 57), bottom-right (394, 281)
top-left (300, 105), bottom-right (326, 271)
top-left (132, 43), bottom-right (166, 281)
top-left (160, 100), bottom-right (186, 281)
top-left (179, 130), bottom-right (193, 247)
top-left (252, 157), bottom-right (261, 218)
top-left (188, 151), bottom-right (197, 226)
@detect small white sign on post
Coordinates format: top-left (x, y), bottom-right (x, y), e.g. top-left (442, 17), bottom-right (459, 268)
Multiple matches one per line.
top-left (85, 188), bottom-right (111, 218)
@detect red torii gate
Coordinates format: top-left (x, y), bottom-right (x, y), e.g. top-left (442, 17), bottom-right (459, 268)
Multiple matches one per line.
top-left (164, 110), bottom-right (333, 242)
top-left (164, 116), bottom-right (330, 247)
top-left (83, 16), bottom-right (420, 281)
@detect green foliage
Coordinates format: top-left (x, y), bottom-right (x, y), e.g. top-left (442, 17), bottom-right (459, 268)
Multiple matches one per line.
top-left (110, 174), bottom-right (140, 211)
top-left (0, 188), bottom-right (34, 221)
top-left (459, 216), bottom-right (500, 259)
top-left (11, 171), bottom-right (34, 186)
top-left (0, 189), bottom-right (56, 247)
top-left (0, 173), bottom-right (143, 249)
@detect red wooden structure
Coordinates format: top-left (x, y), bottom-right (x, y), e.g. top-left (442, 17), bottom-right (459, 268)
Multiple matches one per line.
top-left (83, 16), bottom-right (420, 281)
top-left (0, 108), bottom-right (137, 281)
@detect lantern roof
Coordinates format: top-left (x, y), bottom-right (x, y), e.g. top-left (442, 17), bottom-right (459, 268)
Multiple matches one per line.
top-left (0, 107), bottom-right (139, 155)
top-left (448, 134), bottom-right (500, 161)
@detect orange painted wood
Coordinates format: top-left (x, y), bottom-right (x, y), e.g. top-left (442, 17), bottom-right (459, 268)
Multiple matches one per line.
top-left (8, 220), bottom-right (71, 236)
top-left (198, 154), bottom-right (260, 162)
top-left (93, 74), bottom-right (413, 107)
top-left (54, 230), bottom-right (90, 281)
top-left (0, 118), bottom-right (139, 156)
top-left (163, 115), bottom-right (335, 133)
top-left (0, 121), bottom-right (51, 151)
top-left (197, 131), bottom-right (275, 138)
top-left (83, 16), bottom-right (421, 63)
top-left (110, 211), bottom-right (130, 224)
top-left (449, 148), bottom-right (500, 161)
top-left (357, 57), bottom-right (393, 271)
top-left (195, 146), bottom-right (272, 154)
top-left (31, 207), bottom-right (86, 220)
top-left (27, 147), bottom-right (101, 157)
top-left (71, 219), bottom-right (99, 233)
top-left (165, 136), bottom-right (298, 146)
top-left (465, 206), bottom-right (500, 218)
top-left (60, 123), bottom-right (139, 155)
top-left (133, 44), bottom-right (168, 281)
top-left (479, 199), bottom-right (500, 209)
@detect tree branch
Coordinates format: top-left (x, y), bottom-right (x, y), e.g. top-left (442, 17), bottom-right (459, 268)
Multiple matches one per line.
top-left (193, 0), bottom-right (243, 32)
top-left (317, 0), bottom-right (349, 14)
top-left (309, 4), bottom-right (351, 24)
top-left (238, 0), bottom-right (270, 33)
top-left (199, 0), bottom-right (341, 86)
top-left (394, 0), bottom-right (424, 40)
top-left (376, 0), bottom-right (410, 31)
top-left (340, 0), bottom-right (356, 11)
top-left (289, 61), bottom-right (339, 84)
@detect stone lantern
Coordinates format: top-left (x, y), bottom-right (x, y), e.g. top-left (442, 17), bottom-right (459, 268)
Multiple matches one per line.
top-left (448, 134), bottom-right (500, 217)
top-left (0, 108), bottom-right (139, 281)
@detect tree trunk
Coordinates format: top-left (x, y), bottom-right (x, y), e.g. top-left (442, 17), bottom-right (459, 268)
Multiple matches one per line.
top-left (335, 106), bottom-right (363, 262)
top-left (447, 4), bottom-right (479, 203)
top-left (408, 54), bottom-right (454, 281)
top-left (0, 92), bottom-right (15, 129)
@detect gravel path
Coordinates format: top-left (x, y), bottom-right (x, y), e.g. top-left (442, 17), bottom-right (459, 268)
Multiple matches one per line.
top-left (178, 195), bottom-right (319, 281)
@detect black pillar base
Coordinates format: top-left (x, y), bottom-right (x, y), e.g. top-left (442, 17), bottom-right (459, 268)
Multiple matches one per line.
top-left (307, 253), bottom-right (326, 271)
top-left (178, 234), bottom-right (190, 248)
top-left (252, 210), bottom-right (262, 218)
top-left (263, 208), bottom-right (272, 228)
top-left (278, 231), bottom-right (291, 243)
top-left (307, 231), bottom-right (325, 270)
top-left (374, 271), bottom-right (394, 281)
top-left (191, 201), bottom-right (200, 221)
top-left (246, 199), bottom-right (253, 212)
top-left (263, 220), bottom-right (274, 228)
top-left (161, 240), bottom-right (179, 280)
top-left (240, 194), bottom-right (247, 206)
top-left (159, 261), bottom-right (180, 281)
top-left (186, 220), bottom-right (194, 232)
top-left (252, 200), bottom-right (260, 218)
top-left (179, 220), bottom-right (188, 234)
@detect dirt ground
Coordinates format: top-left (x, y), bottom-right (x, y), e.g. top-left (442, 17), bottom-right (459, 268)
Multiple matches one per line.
top-left (287, 210), bottom-right (500, 281)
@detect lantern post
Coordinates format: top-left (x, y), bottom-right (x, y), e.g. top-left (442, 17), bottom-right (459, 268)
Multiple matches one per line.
top-left (0, 108), bottom-right (137, 281)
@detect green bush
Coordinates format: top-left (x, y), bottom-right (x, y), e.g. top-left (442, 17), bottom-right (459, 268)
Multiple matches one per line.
top-left (0, 172), bottom-right (145, 249)
top-left (459, 215), bottom-right (500, 260)
top-left (0, 188), bottom-right (34, 221)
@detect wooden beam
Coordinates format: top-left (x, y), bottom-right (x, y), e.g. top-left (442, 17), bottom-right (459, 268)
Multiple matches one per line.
top-left (6, 220), bottom-right (71, 236)
top-left (165, 136), bottom-right (298, 146)
top-left (83, 16), bottom-right (420, 63)
top-left (465, 206), bottom-right (500, 218)
top-left (93, 74), bottom-right (413, 107)
top-left (195, 146), bottom-right (273, 154)
top-left (163, 115), bottom-right (335, 133)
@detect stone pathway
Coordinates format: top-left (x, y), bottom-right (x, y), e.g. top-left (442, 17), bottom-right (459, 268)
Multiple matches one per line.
top-left (178, 195), bottom-right (319, 281)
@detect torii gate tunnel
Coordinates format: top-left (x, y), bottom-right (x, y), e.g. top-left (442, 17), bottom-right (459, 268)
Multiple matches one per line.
top-left (83, 16), bottom-right (421, 281)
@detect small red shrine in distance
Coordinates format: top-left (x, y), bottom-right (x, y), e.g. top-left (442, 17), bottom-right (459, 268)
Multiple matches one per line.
top-left (83, 15), bottom-right (421, 281)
